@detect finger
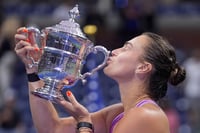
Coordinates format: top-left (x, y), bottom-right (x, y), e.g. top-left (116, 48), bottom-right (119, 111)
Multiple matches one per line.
top-left (15, 40), bottom-right (36, 55)
top-left (15, 34), bottom-right (29, 44)
top-left (15, 44), bottom-right (35, 57)
top-left (66, 90), bottom-right (79, 106)
top-left (55, 97), bottom-right (75, 114)
top-left (15, 40), bottom-right (31, 50)
top-left (15, 28), bottom-right (31, 45)
top-left (56, 91), bottom-right (83, 117)
top-left (16, 27), bottom-right (41, 49)
top-left (17, 44), bottom-right (35, 52)
top-left (17, 27), bottom-right (28, 33)
top-left (15, 27), bottom-right (31, 43)
top-left (15, 34), bottom-right (27, 40)
top-left (56, 98), bottom-right (72, 107)
top-left (32, 43), bottom-right (40, 51)
top-left (65, 91), bottom-right (90, 120)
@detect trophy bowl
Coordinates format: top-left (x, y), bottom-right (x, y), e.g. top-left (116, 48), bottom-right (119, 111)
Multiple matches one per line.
top-left (26, 5), bottom-right (110, 102)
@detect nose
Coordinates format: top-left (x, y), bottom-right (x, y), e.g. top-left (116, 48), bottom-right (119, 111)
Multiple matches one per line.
top-left (111, 48), bottom-right (120, 56)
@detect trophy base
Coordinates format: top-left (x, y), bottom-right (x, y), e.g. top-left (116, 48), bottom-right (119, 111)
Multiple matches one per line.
top-left (31, 88), bottom-right (64, 103)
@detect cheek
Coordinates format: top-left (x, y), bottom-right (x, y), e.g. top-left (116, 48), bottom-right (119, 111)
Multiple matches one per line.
top-left (117, 54), bottom-right (137, 70)
top-left (104, 63), bottom-right (135, 80)
top-left (104, 56), bottom-right (136, 78)
top-left (118, 62), bottom-right (135, 76)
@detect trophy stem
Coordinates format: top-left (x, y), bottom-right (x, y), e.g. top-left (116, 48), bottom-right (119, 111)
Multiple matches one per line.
top-left (31, 78), bottom-right (64, 102)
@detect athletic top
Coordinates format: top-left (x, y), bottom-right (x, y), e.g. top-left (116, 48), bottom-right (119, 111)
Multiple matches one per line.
top-left (109, 100), bottom-right (157, 133)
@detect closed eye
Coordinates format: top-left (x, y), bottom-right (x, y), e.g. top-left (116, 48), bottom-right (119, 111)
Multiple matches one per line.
top-left (123, 42), bottom-right (133, 50)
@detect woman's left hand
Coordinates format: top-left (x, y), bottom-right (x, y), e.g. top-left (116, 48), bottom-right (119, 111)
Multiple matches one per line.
top-left (56, 90), bottom-right (92, 123)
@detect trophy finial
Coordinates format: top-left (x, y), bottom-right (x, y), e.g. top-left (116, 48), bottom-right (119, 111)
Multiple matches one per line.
top-left (51, 4), bottom-right (86, 38)
top-left (69, 4), bottom-right (80, 22)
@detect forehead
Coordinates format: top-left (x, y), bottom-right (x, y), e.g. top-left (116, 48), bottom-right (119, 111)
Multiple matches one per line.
top-left (129, 35), bottom-right (150, 46)
top-left (126, 35), bottom-right (150, 49)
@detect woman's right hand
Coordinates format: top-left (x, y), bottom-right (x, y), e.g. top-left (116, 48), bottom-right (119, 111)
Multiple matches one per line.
top-left (14, 27), bottom-right (40, 73)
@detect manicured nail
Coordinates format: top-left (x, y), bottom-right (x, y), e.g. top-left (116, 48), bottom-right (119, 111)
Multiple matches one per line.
top-left (34, 48), bottom-right (39, 51)
top-left (22, 28), bottom-right (28, 33)
top-left (66, 90), bottom-right (72, 97)
top-left (26, 39), bottom-right (30, 42)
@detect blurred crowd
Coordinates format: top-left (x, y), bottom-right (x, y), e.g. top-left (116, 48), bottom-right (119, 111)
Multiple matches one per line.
top-left (0, 0), bottom-right (200, 133)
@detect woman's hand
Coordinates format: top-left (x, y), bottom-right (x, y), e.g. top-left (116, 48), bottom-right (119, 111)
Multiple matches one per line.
top-left (56, 90), bottom-right (92, 123)
top-left (14, 27), bottom-right (40, 73)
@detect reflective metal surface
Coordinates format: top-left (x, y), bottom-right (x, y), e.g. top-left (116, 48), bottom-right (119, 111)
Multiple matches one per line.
top-left (26, 5), bottom-right (110, 102)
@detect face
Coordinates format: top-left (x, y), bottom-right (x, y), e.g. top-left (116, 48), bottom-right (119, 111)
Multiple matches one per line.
top-left (104, 35), bottom-right (149, 82)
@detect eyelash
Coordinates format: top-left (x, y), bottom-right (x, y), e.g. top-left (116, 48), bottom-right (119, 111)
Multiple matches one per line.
top-left (123, 45), bottom-right (129, 50)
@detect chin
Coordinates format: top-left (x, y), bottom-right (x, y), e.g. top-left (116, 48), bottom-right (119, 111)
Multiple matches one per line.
top-left (103, 66), bottom-right (114, 78)
top-left (103, 66), bottom-right (108, 74)
top-left (103, 66), bottom-right (111, 75)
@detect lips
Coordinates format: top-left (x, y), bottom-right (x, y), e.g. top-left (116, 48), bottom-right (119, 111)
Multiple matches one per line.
top-left (106, 57), bottom-right (112, 64)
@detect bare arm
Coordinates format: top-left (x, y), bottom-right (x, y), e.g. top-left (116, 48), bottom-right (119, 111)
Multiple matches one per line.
top-left (28, 81), bottom-right (77, 133)
top-left (56, 91), bottom-right (123, 133)
top-left (14, 27), bottom-right (77, 133)
top-left (14, 27), bottom-right (124, 133)
top-left (28, 80), bottom-right (124, 133)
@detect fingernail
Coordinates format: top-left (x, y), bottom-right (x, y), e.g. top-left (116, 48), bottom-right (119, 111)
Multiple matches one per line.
top-left (26, 39), bottom-right (30, 42)
top-left (22, 28), bottom-right (28, 33)
top-left (34, 48), bottom-right (39, 51)
top-left (66, 90), bottom-right (72, 97)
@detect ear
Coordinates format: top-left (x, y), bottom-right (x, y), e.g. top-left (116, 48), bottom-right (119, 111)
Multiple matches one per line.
top-left (135, 61), bottom-right (152, 74)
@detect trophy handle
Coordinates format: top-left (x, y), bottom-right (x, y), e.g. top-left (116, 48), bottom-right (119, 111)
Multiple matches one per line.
top-left (26, 27), bottom-right (44, 68)
top-left (80, 45), bottom-right (110, 82)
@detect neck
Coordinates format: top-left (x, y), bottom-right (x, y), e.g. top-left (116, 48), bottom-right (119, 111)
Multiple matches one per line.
top-left (118, 80), bottom-right (151, 113)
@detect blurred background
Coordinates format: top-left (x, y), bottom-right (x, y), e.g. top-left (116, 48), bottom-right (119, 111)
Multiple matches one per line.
top-left (0, 0), bottom-right (200, 133)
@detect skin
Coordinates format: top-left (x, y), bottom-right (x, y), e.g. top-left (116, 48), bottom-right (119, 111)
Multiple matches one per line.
top-left (14, 27), bottom-right (170, 133)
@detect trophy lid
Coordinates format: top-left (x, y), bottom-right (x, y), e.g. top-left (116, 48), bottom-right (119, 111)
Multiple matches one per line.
top-left (48, 4), bottom-right (87, 39)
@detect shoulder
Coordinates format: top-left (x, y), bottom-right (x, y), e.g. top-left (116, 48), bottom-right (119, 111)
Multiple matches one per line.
top-left (93, 103), bottom-right (124, 122)
top-left (114, 104), bottom-right (170, 133)
top-left (133, 104), bottom-right (168, 125)
top-left (91, 103), bottom-right (124, 132)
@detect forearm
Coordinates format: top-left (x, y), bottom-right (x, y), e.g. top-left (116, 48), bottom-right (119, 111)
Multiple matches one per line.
top-left (26, 71), bottom-right (93, 133)
top-left (14, 29), bottom-right (78, 133)
top-left (28, 80), bottom-right (60, 133)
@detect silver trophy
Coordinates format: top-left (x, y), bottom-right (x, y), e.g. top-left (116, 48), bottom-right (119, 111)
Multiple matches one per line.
top-left (26, 5), bottom-right (110, 102)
